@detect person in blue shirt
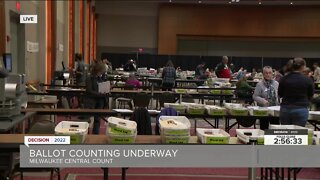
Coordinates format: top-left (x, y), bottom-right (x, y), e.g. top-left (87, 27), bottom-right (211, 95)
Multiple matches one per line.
top-left (278, 58), bottom-right (314, 127)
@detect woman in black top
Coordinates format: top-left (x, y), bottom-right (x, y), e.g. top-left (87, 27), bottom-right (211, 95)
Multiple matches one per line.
top-left (278, 58), bottom-right (314, 127)
top-left (85, 61), bottom-right (107, 134)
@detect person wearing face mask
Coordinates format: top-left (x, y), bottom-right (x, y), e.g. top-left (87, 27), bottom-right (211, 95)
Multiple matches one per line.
top-left (85, 61), bottom-right (107, 134)
top-left (278, 58), bottom-right (314, 127)
top-left (253, 66), bottom-right (279, 129)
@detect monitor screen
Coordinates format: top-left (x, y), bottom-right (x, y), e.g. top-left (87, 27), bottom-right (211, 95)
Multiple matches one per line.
top-left (3, 53), bottom-right (12, 72)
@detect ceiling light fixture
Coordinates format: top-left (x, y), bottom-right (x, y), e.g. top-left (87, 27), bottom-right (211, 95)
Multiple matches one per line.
top-left (259, 1), bottom-right (262, 5)
top-left (229, 1), bottom-right (232, 4)
top-left (198, 0), bottom-right (202, 3)
top-left (290, 1), bottom-right (293, 5)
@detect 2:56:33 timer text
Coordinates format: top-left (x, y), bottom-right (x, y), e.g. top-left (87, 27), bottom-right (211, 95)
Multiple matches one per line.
top-left (274, 135), bottom-right (303, 145)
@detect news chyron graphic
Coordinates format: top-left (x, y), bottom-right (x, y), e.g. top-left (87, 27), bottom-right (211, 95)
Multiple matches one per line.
top-left (24, 136), bottom-right (70, 147)
top-left (20, 15), bottom-right (37, 24)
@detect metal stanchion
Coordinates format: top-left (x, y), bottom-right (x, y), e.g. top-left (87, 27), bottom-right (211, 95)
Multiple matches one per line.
top-left (248, 139), bottom-right (257, 180)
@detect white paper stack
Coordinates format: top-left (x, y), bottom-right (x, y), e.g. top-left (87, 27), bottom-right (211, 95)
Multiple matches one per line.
top-left (236, 129), bottom-right (264, 144)
top-left (224, 103), bottom-right (248, 116)
top-left (55, 121), bottom-right (89, 144)
top-left (159, 116), bottom-right (191, 144)
top-left (196, 128), bottom-right (230, 144)
top-left (267, 106), bottom-right (280, 116)
top-left (313, 131), bottom-right (320, 145)
top-left (163, 103), bottom-right (187, 113)
top-left (247, 106), bottom-right (269, 116)
top-left (205, 105), bottom-right (226, 116)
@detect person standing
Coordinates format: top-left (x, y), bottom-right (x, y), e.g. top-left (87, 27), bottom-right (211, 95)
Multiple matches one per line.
top-left (278, 58), bottom-right (314, 127)
top-left (85, 61), bottom-right (107, 134)
top-left (215, 56), bottom-right (231, 78)
top-left (162, 60), bottom-right (176, 91)
top-left (75, 53), bottom-right (86, 85)
top-left (253, 66), bottom-right (279, 129)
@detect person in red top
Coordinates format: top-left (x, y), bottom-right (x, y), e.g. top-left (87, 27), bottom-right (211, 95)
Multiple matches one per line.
top-left (215, 56), bottom-right (232, 78)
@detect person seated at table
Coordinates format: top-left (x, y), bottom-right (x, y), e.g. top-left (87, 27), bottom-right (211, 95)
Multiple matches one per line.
top-left (215, 56), bottom-right (232, 79)
top-left (235, 73), bottom-right (254, 104)
top-left (124, 59), bottom-right (137, 72)
top-left (253, 66), bottom-right (279, 130)
top-left (125, 73), bottom-right (142, 89)
top-left (195, 62), bottom-right (206, 79)
top-left (162, 60), bottom-right (176, 91)
top-left (85, 61), bottom-right (107, 134)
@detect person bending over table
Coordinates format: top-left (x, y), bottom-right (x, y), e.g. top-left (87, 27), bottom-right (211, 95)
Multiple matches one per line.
top-left (85, 61), bottom-right (107, 134)
top-left (253, 66), bottom-right (279, 130)
top-left (278, 58), bottom-right (314, 127)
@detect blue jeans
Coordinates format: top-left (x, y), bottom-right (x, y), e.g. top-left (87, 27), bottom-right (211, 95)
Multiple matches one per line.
top-left (279, 106), bottom-right (309, 127)
top-left (92, 99), bottom-right (105, 134)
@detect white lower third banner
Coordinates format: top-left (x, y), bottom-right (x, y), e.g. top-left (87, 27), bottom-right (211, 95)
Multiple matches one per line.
top-left (19, 145), bottom-right (320, 168)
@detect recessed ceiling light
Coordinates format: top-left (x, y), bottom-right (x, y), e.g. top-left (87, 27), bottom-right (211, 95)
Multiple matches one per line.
top-left (290, 1), bottom-right (293, 5)
top-left (229, 1), bottom-right (232, 4)
top-left (259, 1), bottom-right (262, 4)
top-left (198, 0), bottom-right (202, 3)
top-left (169, 0), bottom-right (172, 2)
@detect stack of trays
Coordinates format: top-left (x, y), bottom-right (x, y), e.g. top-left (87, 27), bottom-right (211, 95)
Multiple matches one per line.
top-left (210, 86), bottom-right (221, 95)
top-left (196, 128), bottom-right (230, 144)
top-left (159, 116), bottom-right (191, 144)
top-left (236, 129), bottom-right (264, 144)
top-left (182, 103), bottom-right (205, 115)
top-left (205, 105), bottom-right (226, 116)
top-left (269, 125), bottom-right (314, 145)
top-left (247, 106), bottom-right (269, 116)
top-left (221, 89), bottom-right (235, 95)
top-left (197, 86), bottom-right (209, 94)
top-left (164, 103), bottom-right (187, 113)
top-left (267, 106), bottom-right (280, 116)
top-left (225, 103), bottom-right (248, 116)
top-left (174, 89), bottom-right (187, 93)
top-left (313, 131), bottom-right (320, 145)
top-left (55, 121), bottom-right (89, 144)
top-left (308, 111), bottom-right (320, 120)
top-left (107, 117), bottom-right (137, 144)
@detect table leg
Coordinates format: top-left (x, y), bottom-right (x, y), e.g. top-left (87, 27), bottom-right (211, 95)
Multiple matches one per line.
top-left (151, 83), bottom-right (154, 109)
top-left (103, 168), bottom-right (109, 180)
top-left (248, 167), bottom-right (256, 180)
top-left (276, 168), bottom-right (279, 180)
top-left (293, 168), bottom-right (297, 180)
top-left (261, 168), bottom-right (264, 180)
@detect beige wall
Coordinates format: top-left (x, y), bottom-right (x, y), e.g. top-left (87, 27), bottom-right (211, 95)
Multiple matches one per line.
top-left (4, 1), bottom-right (45, 82)
top-left (74, 0), bottom-right (80, 57)
top-left (55, 1), bottom-right (69, 71)
top-left (5, 1), bottom-right (71, 83)
top-left (95, 1), bottom-right (158, 59)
